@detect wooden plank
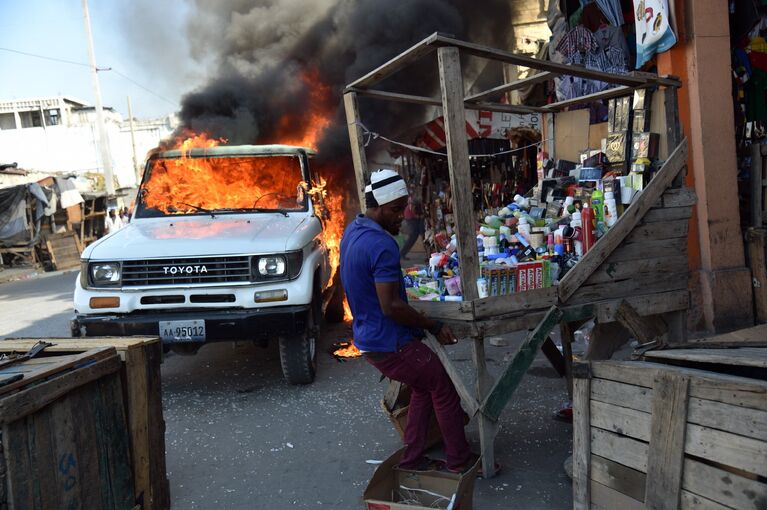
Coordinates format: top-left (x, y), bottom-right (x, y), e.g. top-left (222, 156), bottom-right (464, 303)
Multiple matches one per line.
top-left (437, 46), bottom-right (479, 300)
top-left (592, 378), bottom-right (767, 442)
top-left (625, 219), bottom-right (689, 244)
top-left (30, 401), bottom-right (59, 509)
top-left (423, 334), bottom-right (479, 416)
top-left (0, 337), bottom-right (157, 352)
top-left (4, 420), bottom-right (36, 508)
top-left (614, 300), bottom-right (668, 345)
top-left (471, 336), bottom-right (499, 479)
top-left (591, 400), bottom-right (651, 442)
top-left (679, 491), bottom-right (732, 510)
top-left (685, 422), bottom-right (767, 478)
top-left (644, 206), bottom-right (694, 223)
top-left (472, 287), bottom-right (557, 320)
top-left (644, 373), bottom-right (690, 510)
top-left (573, 369), bottom-right (591, 510)
top-left (595, 290), bottom-right (690, 323)
top-left (591, 455), bottom-right (646, 503)
top-left (591, 427), bottom-right (648, 473)
top-left (346, 34), bottom-right (438, 89)
top-left (125, 346), bottom-right (151, 507)
top-left (351, 87), bottom-right (548, 114)
top-left (0, 355), bottom-right (121, 425)
top-left (590, 479), bottom-right (644, 510)
top-left (681, 324), bottom-right (767, 346)
top-left (606, 237), bottom-right (687, 263)
top-left (429, 34), bottom-right (681, 88)
top-left (480, 306), bottom-right (563, 422)
top-left (747, 229), bottom-right (767, 322)
top-left (643, 348), bottom-right (767, 368)
top-left (585, 255), bottom-right (688, 285)
top-left (682, 457), bottom-right (767, 510)
top-left (540, 337), bottom-right (566, 377)
top-left (0, 347), bottom-right (115, 397)
top-left (656, 187), bottom-right (697, 208)
top-left (343, 92), bottom-right (369, 211)
top-left (143, 340), bottom-right (170, 510)
top-left (464, 72), bottom-right (553, 102)
top-left (50, 386), bottom-right (85, 510)
top-left (591, 361), bottom-right (767, 411)
top-left (69, 377), bottom-right (107, 509)
top-left (543, 86), bottom-right (635, 112)
top-left (410, 300), bottom-right (474, 321)
top-left (752, 143), bottom-right (764, 228)
top-left (665, 86), bottom-right (684, 188)
top-left (558, 139), bottom-right (689, 301)
top-left (568, 272), bottom-right (688, 304)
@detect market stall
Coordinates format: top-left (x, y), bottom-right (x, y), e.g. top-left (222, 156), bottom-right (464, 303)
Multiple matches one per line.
top-left (344, 33), bottom-right (693, 477)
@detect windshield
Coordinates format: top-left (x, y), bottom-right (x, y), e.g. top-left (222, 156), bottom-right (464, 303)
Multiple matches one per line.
top-left (135, 154), bottom-right (308, 218)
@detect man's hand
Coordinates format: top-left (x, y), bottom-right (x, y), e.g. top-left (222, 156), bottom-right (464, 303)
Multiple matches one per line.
top-left (436, 324), bottom-right (458, 345)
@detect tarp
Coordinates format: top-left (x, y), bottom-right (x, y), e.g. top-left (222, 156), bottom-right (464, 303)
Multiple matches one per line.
top-left (0, 183), bottom-right (49, 247)
top-left (417, 110), bottom-right (541, 151)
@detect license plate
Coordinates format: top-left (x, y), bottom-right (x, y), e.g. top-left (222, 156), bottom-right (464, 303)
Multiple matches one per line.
top-left (159, 320), bottom-right (205, 342)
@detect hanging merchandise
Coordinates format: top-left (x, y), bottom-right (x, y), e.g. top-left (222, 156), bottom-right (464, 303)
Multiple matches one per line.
top-left (633, 0), bottom-right (678, 68)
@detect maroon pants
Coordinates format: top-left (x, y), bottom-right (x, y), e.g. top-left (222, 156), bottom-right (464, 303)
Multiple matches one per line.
top-left (366, 339), bottom-right (471, 470)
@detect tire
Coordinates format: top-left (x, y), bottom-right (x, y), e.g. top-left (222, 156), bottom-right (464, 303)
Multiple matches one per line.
top-left (324, 272), bottom-right (346, 323)
top-left (279, 302), bottom-right (318, 385)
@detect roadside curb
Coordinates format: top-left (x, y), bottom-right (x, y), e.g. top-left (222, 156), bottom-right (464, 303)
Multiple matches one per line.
top-left (0, 268), bottom-right (78, 285)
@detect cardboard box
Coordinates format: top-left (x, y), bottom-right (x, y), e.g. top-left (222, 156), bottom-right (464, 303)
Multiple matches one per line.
top-left (381, 387), bottom-right (442, 450)
top-left (631, 132), bottom-right (660, 160)
top-left (605, 132), bottom-right (628, 163)
top-left (632, 109), bottom-right (651, 133)
top-left (364, 448), bottom-right (480, 510)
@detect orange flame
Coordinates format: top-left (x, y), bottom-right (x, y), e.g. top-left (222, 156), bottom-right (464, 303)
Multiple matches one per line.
top-left (333, 340), bottom-right (361, 358)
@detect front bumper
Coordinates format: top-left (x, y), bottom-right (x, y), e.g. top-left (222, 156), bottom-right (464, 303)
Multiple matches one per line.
top-left (72, 306), bottom-right (310, 343)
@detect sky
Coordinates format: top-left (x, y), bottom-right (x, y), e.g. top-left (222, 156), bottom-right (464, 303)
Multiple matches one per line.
top-left (0, 0), bottom-right (207, 119)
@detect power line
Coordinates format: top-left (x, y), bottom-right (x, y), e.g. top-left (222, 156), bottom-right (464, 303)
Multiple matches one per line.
top-left (0, 46), bottom-right (177, 108)
top-left (0, 46), bottom-right (90, 68)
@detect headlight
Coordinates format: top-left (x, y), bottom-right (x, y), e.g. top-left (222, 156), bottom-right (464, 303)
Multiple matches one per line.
top-left (89, 262), bottom-right (121, 286)
top-left (258, 256), bottom-right (286, 276)
top-left (252, 251), bottom-right (303, 281)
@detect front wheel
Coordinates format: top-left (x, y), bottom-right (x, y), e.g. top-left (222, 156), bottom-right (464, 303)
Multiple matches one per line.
top-left (278, 304), bottom-right (318, 385)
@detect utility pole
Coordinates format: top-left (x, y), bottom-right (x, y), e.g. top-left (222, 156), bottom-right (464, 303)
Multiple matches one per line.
top-left (82, 0), bottom-right (115, 195)
top-left (127, 96), bottom-right (140, 186)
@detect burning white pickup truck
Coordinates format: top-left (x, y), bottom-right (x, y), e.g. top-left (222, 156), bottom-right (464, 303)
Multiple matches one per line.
top-left (71, 143), bottom-right (345, 384)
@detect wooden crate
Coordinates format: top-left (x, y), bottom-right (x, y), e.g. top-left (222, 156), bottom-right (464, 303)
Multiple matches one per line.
top-left (0, 347), bottom-right (135, 509)
top-left (572, 359), bottom-right (767, 510)
top-left (44, 232), bottom-right (83, 271)
top-left (0, 337), bottom-right (169, 510)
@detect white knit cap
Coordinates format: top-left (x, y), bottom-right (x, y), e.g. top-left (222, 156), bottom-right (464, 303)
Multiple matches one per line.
top-left (364, 169), bottom-right (408, 206)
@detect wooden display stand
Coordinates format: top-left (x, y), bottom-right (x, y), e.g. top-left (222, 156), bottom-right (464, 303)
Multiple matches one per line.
top-left (0, 337), bottom-right (169, 510)
top-left (344, 33), bottom-right (692, 478)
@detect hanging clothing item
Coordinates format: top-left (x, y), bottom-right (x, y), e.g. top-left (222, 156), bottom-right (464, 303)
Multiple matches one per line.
top-left (55, 177), bottom-right (84, 209)
top-left (556, 25), bottom-right (599, 57)
top-left (595, 0), bottom-right (624, 26)
top-left (633, 0), bottom-right (677, 68)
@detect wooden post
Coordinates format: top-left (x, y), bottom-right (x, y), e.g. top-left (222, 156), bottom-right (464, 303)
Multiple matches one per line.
top-left (343, 91), bottom-right (369, 212)
top-left (644, 373), bottom-right (690, 510)
top-left (572, 362), bottom-right (591, 510)
top-left (752, 143), bottom-right (764, 228)
top-left (748, 228), bottom-right (767, 323)
top-left (471, 335), bottom-right (498, 478)
top-left (437, 46), bottom-right (480, 300)
top-left (663, 85), bottom-right (686, 189)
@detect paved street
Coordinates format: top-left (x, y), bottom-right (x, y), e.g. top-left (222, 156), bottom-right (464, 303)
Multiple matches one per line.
top-left (0, 272), bottom-right (572, 509)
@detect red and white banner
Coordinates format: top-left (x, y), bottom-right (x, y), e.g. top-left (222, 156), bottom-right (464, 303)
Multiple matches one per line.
top-left (416, 111), bottom-right (541, 150)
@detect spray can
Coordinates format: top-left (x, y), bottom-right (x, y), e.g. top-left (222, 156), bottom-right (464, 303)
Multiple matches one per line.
top-left (570, 211), bottom-right (583, 257)
top-left (581, 204), bottom-right (596, 254)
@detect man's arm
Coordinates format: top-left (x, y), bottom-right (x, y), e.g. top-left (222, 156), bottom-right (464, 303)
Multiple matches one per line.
top-left (375, 281), bottom-right (457, 345)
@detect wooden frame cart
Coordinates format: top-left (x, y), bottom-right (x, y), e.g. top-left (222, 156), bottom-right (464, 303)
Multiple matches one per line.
top-left (343, 33), bottom-right (694, 477)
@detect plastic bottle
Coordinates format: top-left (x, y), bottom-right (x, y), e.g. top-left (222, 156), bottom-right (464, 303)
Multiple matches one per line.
top-left (591, 188), bottom-right (605, 225)
top-left (570, 212), bottom-right (583, 257)
top-left (581, 204), bottom-right (596, 254)
top-left (517, 217), bottom-right (531, 240)
top-left (604, 191), bottom-right (619, 227)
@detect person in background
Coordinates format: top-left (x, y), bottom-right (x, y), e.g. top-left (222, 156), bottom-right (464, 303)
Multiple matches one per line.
top-left (399, 191), bottom-right (425, 260)
top-left (104, 208), bottom-right (123, 236)
top-left (120, 207), bottom-right (130, 224)
top-left (340, 168), bottom-right (482, 474)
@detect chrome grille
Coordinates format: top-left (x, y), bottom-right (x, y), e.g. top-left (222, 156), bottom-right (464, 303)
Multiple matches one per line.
top-left (121, 256), bottom-right (251, 287)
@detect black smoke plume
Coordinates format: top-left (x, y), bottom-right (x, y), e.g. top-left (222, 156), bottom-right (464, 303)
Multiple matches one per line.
top-left (176, 0), bottom-right (513, 162)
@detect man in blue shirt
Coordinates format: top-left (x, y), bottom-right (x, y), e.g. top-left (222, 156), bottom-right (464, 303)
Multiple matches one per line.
top-left (340, 169), bottom-right (474, 473)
